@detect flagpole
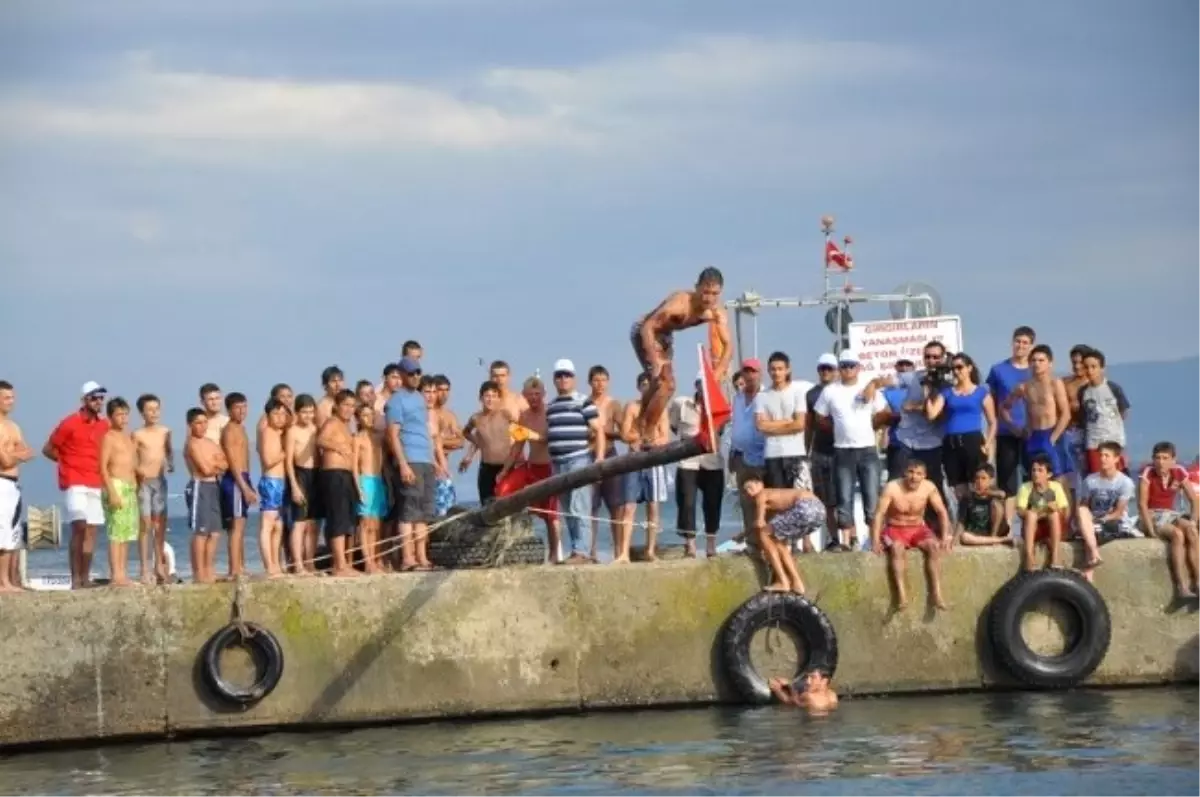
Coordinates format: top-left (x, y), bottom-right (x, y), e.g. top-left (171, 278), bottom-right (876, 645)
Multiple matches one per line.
top-left (821, 215), bottom-right (842, 357)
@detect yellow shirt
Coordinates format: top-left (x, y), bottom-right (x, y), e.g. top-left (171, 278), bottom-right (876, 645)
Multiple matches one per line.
top-left (1016, 481), bottom-right (1068, 514)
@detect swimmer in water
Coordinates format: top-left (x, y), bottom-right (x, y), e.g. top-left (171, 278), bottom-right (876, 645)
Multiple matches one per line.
top-left (630, 266), bottom-right (733, 441)
top-left (768, 669), bottom-right (839, 713)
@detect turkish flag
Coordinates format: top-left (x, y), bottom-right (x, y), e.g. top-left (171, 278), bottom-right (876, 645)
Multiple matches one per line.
top-left (825, 239), bottom-right (853, 270)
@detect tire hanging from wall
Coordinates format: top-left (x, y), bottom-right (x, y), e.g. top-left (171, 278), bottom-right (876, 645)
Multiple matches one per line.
top-left (201, 622), bottom-right (285, 707)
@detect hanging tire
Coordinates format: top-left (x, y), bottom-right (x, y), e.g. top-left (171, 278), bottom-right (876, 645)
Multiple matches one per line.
top-left (201, 622), bottom-right (285, 707)
top-left (720, 592), bottom-right (838, 703)
top-left (988, 569), bottom-right (1111, 689)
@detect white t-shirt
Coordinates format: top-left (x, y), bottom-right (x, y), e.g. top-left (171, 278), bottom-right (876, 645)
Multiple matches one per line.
top-left (813, 377), bottom-right (887, 449)
top-left (753, 380), bottom-right (813, 459)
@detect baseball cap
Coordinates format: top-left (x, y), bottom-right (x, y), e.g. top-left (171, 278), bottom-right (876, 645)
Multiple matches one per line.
top-left (895, 357), bottom-right (915, 368)
top-left (838, 349), bottom-right (861, 365)
top-left (553, 358), bottom-right (576, 375)
top-left (80, 381), bottom-right (106, 397)
top-left (740, 357), bottom-right (761, 372)
top-left (816, 353), bottom-right (838, 369)
top-left (397, 357), bottom-right (422, 374)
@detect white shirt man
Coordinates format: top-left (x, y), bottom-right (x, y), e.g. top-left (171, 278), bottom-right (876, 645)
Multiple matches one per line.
top-left (753, 352), bottom-right (812, 491)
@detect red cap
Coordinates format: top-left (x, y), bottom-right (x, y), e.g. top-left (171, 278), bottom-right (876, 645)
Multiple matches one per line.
top-left (740, 357), bottom-right (762, 371)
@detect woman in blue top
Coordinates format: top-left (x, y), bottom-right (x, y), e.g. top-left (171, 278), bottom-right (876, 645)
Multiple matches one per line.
top-left (926, 353), bottom-right (997, 497)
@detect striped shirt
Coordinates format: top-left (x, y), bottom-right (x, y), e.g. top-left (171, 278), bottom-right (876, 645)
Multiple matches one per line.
top-left (546, 391), bottom-right (598, 463)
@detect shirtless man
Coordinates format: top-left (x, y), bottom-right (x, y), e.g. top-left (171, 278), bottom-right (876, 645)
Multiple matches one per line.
top-left (315, 366), bottom-right (345, 428)
top-left (497, 377), bottom-right (560, 562)
top-left (1062, 345), bottom-right (1092, 482)
top-left (199, 383), bottom-right (229, 446)
top-left (352, 403), bottom-right (386, 574)
top-left (375, 365), bottom-right (402, 433)
top-left (318, 390), bottom-right (362, 577)
top-left (587, 365), bottom-right (624, 558)
top-left (743, 478), bottom-right (824, 593)
top-left (767, 669), bottom-right (839, 714)
top-left (99, 398), bottom-right (139, 587)
top-left (285, 394), bottom-right (321, 575)
top-left (256, 383), bottom-right (294, 439)
top-left (133, 394), bottom-right (173, 585)
top-left (258, 398), bottom-right (290, 578)
top-left (184, 408), bottom-right (227, 584)
top-left (460, 381), bottom-right (513, 504)
top-left (489, 360), bottom-right (529, 422)
top-left (219, 393), bottom-right (257, 579)
top-left (871, 459), bottom-right (953, 610)
top-left (617, 372), bottom-right (672, 563)
top-left (1005, 344), bottom-right (1073, 498)
top-left (433, 375), bottom-right (464, 516)
top-left (630, 266), bottom-right (733, 439)
top-left (0, 380), bottom-right (35, 591)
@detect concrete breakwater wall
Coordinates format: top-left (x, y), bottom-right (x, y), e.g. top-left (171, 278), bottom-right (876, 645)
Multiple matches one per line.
top-left (1, 534), bottom-right (1196, 749)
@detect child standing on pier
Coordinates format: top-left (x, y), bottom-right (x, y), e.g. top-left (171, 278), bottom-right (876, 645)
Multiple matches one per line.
top-left (133, 394), bottom-right (173, 585)
top-left (353, 403), bottom-right (386, 574)
top-left (100, 398), bottom-right (139, 587)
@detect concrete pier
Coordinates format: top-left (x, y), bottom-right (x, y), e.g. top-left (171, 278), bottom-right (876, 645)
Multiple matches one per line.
top-left (0, 530), bottom-right (1196, 749)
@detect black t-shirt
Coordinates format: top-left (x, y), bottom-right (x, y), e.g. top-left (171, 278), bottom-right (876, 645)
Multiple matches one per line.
top-left (806, 384), bottom-right (835, 457)
top-left (959, 493), bottom-right (994, 533)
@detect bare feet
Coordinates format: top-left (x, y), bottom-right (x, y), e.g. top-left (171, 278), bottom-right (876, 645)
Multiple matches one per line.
top-left (563, 553), bottom-right (591, 565)
top-left (332, 567), bottom-right (361, 578)
top-left (643, 550), bottom-right (658, 563)
top-left (706, 539), bottom-right (717, 557)
top-left (764, 582), bottom-right (790, 593)
top-left (609, 556), bottom-right (630, 565)
top-left (0, 583), bottom-right (21, 593)
top-left (895, 596), bottom-right (909, 611)
top-left (932, 595), bottom-right (948, 610)
top-left (790, 583), bottom-right (806, 596)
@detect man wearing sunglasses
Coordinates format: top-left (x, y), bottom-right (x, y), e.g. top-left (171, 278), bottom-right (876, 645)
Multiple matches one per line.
top-left (43, 381), bottom-right (111, 588)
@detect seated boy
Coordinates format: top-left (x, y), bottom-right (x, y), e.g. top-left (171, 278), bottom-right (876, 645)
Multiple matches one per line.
top-left (870, 459), bottom-right (952, 610)
top-left (1138, 441), bottom-right (1199, 598)
top-left (1075, 440), bottom-right (1138, 577)
top-left (957, 464), bottom-right (1010, 547)
top-left (1016, 454), bottom-right (1070, 571)
top-left (742, 479), bottom-right (824, 594)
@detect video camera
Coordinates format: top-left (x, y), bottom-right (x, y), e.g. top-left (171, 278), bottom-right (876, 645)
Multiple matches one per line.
top-left (921, 362), bottom-right (955, 390)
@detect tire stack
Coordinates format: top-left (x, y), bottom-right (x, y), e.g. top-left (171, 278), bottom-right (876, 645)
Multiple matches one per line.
top-left (428, 508), bottom-right (547, 569)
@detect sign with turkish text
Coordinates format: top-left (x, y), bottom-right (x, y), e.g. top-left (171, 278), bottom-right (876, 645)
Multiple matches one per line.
top-left (847, 315), bottom-right (964, 377)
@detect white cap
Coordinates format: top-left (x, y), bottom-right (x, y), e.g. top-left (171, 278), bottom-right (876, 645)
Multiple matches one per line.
top-left (816, 353), bottom-right (838, 368)
top-left (80, 380), bottom-right (106, 396)
top-left (838, 349), bottom-right (861, 364)
top-left (552, 358), bottom-right (576, 375)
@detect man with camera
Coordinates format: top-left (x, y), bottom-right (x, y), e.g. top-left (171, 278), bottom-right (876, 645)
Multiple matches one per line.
top-left (894, 341), bottom-right (951, 518)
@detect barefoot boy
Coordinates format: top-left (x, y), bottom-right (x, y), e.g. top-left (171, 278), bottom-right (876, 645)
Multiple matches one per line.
top-left (220, 392), bottom-right (257, 579)
top-left (1016, 454), bottom-right (1070, 571)
top-left (133, 394), bottom-right (173, 585)
top-left (0, 380), bottom-right (34, 591)
top-left (353, 403), bottom-right (386, 574)
top-left (768, 669), bottom-right (839, 714)
top-left (318, 390), bottom-right (361, 577)
top-left (459, 380), bottom-right (511, 504)
top-left (99, 398), bottom-right (139, 587)
top-left (258, 398), bottom-right (289, 578)
top-left (285, 394), bottom-right (321, 575)
top-left (956, 464), bottom-right (1010, 547)
top-left (184, 408), bottom-right (227, 583)
top-left (1138, 441), bottom-right (1199, 598)
top-left (497, 377), bottom-right (561, 563)
top-left (1075, 440), bottom-right (1137, 579)
top-left (871, 459), bottom-right (952, 610)
top-left (742, 478), bottom-right (822, 594)
top-left (618, 371), bottom-right (671, 562)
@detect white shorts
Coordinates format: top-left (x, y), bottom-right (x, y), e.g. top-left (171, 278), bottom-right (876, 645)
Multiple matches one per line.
top-left (64, 485), bottom-right (105, 526)
top-left (0, 477), bottom-right (23, 551)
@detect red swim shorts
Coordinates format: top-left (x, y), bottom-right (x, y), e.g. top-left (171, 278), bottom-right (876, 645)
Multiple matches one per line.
top-left (1031, 512), bottom-right (1066, 543)
top-left (882, 524), bottom-right (934, 548)
top-left (495, 462), bottom-right (557, 517)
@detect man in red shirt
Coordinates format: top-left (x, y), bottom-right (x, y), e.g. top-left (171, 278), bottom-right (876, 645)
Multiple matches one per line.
top-left (43, 381), bottom-right (111, 588)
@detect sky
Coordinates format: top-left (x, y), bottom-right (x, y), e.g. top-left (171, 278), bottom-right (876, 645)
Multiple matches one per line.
top-left (1, 0), bottom-right (1197, 505)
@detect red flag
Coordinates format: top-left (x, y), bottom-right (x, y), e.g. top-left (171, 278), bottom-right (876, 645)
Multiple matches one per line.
top-left (695, 344), bottom-right (731, 454)
top-left (825, 239), bottom-right (853, 270)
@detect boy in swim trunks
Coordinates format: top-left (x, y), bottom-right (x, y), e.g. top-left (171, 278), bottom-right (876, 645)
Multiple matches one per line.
top-left (496, 377), bottom-right (560, 562)
top-left (353, 403), bottom-right (386, 574)
top-left (956, 464), bottom-right (1011, 547)
top-left (768, 668), bottom-right (839, 714)
top-left (133, 393), bottom-right (173, 585)
top-left (630, 266), bottom-right (733, 441)
top-left (1016, 454), bottom-right (1070, 571)
top-left (258, 398), bottom-right (290, 578)
top-left (618, 371), bottom-right (672, 562)
top-left (1137, 441), bottom-right (1199, 598)
top-left (184, 408), bottom-right (227, 584)
top-left (285, 394), bottom-right (321, 575)
top-left (871, 459), bottom-right (952, 610)
top-left (318, 390), bottom-right (362, 577)
top-left (587, 365), bottom-right (625, 558)
top-left (220, 392), bottom-right (257, 579)
top-left (742, 478), bottom-right (822, 594)
top-left (1004, 344), bottom-right (1072, 490)
top-left (100, 397), bottom-right (139, 587)
top-left (459, 380), bottom-right (511, 504)
top-left (433, 375), bottom-right (463, 517)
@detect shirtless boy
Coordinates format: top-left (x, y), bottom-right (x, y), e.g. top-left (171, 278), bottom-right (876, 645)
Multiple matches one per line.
top-left (1005, 344), bottom-right (1072, 496)
top-left (460, 381), bottom-right (512, 504)
top-left (630, 266), bottom-right (733, 439)
top-left (742, 479), bottom-right (824, 594)
top-left (0, 380), bottom-right (35, 591)
top-left (1138, 441), bottom-right (1199, 598)
top-left (768, 669), bottom-right (839, 714)
top-left (184, 408), bottom-right (227, 584)
top-left (617, 372), bottom-right (672, 563)
top-left (315, 366), bottom-right (345, 428)
top-left (258, 398), bottom-right (290, 578)
top-left (1016, 454), bottom-right (1070, 571)
top-left (588, 365), bottom-right (625, 556)
top-left (1063, 345), bottom-right (1092, 480)
top-left (497, 377), bottom-right (560, 563)
top-left (219, 392), bottom-right (257, 579)
top-left (433, 375), bottom-right (464, 517)
top-left (285, 394), bottom-right (321, 575)
top-left (99, 398), bottom-right (139, 587)
top-left (353, 403), bottom-right (386, 574)
top-left (871, 460), bottom-right (953, 610)
top-left (199, 383), bottom-right (228, 445)
top-left (318, 390), bottom-right (361, 577)
top-left (133, 394), bottom-right (173, 584)
top-left (256, 383), bottom-right (294, 439)
top-left (486, 361), bottom-right (528, 422)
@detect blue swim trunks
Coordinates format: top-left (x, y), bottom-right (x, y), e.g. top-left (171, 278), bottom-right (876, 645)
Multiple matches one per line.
top-left (1025, 429), bottom-right (1071, 476)
top-left (357, 474), bottom-right (387, 519)
top-left (258, 475), bottom-right (287, 512)
top-left (219, 471), bottom-right (252, 528)
top-left (434, 477), bottom-right (456, 517)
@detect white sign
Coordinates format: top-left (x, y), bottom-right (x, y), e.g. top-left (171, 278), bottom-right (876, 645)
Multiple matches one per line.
top-left (847, 315), bottom-right (964, 377)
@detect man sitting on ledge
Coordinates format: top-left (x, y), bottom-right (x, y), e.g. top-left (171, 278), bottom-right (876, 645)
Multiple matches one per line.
top-left (768, 669), bottom-right (839, 713)
top-left (871, 459), bottom-right (952, 611)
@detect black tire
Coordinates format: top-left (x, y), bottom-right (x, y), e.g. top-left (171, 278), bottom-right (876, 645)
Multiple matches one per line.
top-left (720, 592), bottom-right (839, 704)
top-left (428, 534), bottom-right (547, 568)
top-left (201, 622), bottom-right (285, 707)
top-left (988, 569), bottom-right (1111, 689)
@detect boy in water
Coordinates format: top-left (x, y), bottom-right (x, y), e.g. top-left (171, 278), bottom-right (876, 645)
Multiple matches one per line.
top-left (285, 394), bottom-right (321, 575)
top-left (460, 381), bottom-right (512, 504)
top-left (871, 460), bottom-right (953, 610)
top-left (956, 464), bottom-right (1010, 547)
top-left (100, 397), bottom-right (139, 587)
top-left (741, 478), bottom-right (821, 594)
top-left (133, 394), bottom-right (173, 585)
top-left (258, 398), bottom-right (290, 578)
top-left (353, 403), bottom-right (386, 574)
top-left (1138, 441), bottom-right (1199, 598)
top-left (1016, 454), bottom-right (1070, 571)
top-left (184, 408), bottom-right (227, 584)
top-left (318, 390), bottom-right (361, 577)
top-left (768, 669), bottom-right (839, 714)
top-left (219, 392), bottom-right (257, 579)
